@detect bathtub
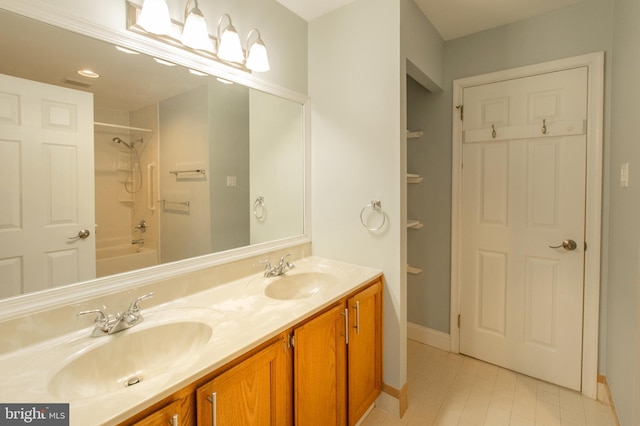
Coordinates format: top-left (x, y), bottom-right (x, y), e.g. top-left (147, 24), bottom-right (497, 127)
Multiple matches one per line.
top-left (96, 245), bottom-right (158, 278)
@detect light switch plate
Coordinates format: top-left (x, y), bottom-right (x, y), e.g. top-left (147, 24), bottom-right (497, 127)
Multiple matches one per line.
top-left (620, 163), bottom-right (629, 188)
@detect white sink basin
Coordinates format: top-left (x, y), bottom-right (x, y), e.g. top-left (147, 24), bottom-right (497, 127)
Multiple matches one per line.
top-left (264, 272), bottom-right (337, 300)
top-left (47, 310), bottom-right (217, 400)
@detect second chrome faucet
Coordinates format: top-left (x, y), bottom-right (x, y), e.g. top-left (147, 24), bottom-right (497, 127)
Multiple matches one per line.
top-left (77, 293), bottom-right (154, 337)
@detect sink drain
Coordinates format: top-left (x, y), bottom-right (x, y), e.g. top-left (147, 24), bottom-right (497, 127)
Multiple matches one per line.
top-left (125, 376), bottom-right (142, 387)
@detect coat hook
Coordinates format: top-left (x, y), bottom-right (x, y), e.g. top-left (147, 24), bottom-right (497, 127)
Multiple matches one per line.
top-left (542, 119), bottom-right (547, 135)
top-left (491, 124), bottom-right (497, 138)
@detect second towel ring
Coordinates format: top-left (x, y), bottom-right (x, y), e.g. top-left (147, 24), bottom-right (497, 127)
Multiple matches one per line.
top-left (253, 196), bottom-right (265, 219)
top-left (360, 200), bottom-right (386, 231)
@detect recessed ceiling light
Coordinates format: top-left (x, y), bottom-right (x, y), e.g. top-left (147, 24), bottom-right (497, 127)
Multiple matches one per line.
top-left (76, 69), bottom-right (100, 78)
top-left (153, 58), bottom-right (176, 66)
top-left (115, 46), bottom-right (140, 55)
top-left (189, 69), bottom-right (207, 76)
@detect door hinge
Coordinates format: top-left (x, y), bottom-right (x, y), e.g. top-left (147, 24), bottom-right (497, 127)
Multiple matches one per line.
top-left (288, 333), bottom-right (295, 349)
top-left (456, 105), bottom-right (464, 121)
top-left (458, 314), bottom-right (461, 328)
top-left (584, 241), bottom-right (587, 251)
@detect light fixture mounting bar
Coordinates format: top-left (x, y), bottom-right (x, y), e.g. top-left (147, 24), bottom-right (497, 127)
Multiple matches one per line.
top-left (125, 1), bottom-right (251, 73)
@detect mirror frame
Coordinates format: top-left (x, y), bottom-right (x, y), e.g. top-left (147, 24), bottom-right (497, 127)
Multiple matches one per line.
top-left (0, 1), bottom-right (311, 321)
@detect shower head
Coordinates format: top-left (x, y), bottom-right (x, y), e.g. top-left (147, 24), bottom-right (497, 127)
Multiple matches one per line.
top-left (112, 137), bottom-right (132, 148)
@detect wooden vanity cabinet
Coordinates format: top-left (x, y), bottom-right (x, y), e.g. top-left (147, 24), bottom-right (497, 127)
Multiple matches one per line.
top-left (122, 277), bottom-right (382, 426)
top-left (196, 338), bottom-right (292, 426)
top-left (293, 278), bottom-right (383, 426)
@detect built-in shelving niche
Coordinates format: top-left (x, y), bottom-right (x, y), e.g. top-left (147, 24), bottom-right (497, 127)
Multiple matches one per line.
top-left (407, 129), bottom-right (424, 276)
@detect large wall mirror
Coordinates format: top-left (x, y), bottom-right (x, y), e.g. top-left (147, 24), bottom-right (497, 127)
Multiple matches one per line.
top-left (0, 8), bottom-right (307, 304)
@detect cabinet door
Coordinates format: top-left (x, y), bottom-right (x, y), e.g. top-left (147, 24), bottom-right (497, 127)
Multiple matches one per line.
top-left (294, 304), bottom-right (347, 426)
top-left (347, 279), bottom-right (383, 426)
top-left (196, 338), bottom-right (290, 426)
top-left (132, 397), bottom-right (192, 426)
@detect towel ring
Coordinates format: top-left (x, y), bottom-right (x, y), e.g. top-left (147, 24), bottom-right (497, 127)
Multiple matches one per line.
top-left (253, 196), bottom-right (265, 219)
top-left (360, 200), bottom-right (386, 231)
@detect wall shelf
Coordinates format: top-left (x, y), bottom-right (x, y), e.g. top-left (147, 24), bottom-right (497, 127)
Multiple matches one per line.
top-left (406, 130), bottom-right (424, 139)
top-left (407, 173), bottom-right (423, 184)
top-left (407, 220), bottom-right (423, 229)
top-left (407, 266), bottom-right (423, 275)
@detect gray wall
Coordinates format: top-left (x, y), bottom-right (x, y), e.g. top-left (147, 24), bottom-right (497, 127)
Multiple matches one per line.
top-left (208, 81), bottom-right (250, 252)
top-left (159, 87), bottom-right (212, 263)
top-left (608, 0), bottom-right (640, 422)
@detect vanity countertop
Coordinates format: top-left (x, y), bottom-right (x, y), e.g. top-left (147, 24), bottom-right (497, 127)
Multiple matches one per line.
top-left (0, 256), bottom-right (382, 425)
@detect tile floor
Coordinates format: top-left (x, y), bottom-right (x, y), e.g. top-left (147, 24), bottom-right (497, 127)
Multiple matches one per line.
top-left (361, 339), bottom-right (617, 426)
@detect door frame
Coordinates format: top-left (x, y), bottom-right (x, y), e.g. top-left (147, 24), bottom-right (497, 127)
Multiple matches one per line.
top-left (450, 52), bottom-right (604, 398)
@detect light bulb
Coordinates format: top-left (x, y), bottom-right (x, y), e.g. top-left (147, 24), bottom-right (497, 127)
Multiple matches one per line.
top-left (246, 36), bottom-right (270, 72)
top-left (138, 0), bottom-right (172, 35)
top-left (181, 6), bottom-right (212, 51)
top-left (216, 15), bottom-right (244, 63)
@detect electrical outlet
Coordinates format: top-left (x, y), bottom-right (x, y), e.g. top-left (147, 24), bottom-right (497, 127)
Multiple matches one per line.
top-left (226, 176), bottom-right (237, 187)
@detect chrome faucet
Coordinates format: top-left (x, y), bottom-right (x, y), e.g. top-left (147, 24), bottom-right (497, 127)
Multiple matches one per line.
top-left (261, 254), bottom-right (295, 278)
top-left (77, 293), bottom-right (154, 337)
top-left (131, 238), bottom-right (144, 245)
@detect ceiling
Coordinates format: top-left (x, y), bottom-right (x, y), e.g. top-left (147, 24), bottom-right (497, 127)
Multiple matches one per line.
top-left (275, 0), bottom-right (585, 40)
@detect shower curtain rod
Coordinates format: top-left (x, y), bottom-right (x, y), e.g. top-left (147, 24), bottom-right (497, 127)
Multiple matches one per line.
top-left (94, 121), bottom-right (153, 133)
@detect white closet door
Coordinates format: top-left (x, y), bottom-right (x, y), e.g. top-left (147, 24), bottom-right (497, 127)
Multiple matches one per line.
top-left (0, 73), bottom-right (95, 297)
top-left (459, 67), bottom-right (587, 390)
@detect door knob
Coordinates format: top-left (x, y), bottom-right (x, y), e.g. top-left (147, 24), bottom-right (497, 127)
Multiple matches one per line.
top-left (69, 229), bottom-right (91, 240)
top-left (548, 239), bottom-right (577, 251)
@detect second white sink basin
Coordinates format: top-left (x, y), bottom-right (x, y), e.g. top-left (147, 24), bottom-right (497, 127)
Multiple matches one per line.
top-left (264, 272), bottom-right (337, 300)
top-left (46, 309), bottom-right (219, 400)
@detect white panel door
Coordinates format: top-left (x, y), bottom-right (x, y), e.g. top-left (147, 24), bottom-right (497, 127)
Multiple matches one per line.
top-left (0, 73), bottom-right (95, 297)
top-left (459, 67), bottom-right (587, 390)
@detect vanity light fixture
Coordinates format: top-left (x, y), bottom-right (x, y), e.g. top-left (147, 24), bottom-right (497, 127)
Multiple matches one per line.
top-left (76, 69), bottom-right (100, 78)
top-left (181, 0), bottom-right (212, 51)
top-left (126, 1), bottom-right (271, 72)
top-left (216, 14), bottom-right (244, 63)
top-left (245, 29), bottom-right (270, 72)
top-left (137, 0), bottom-right (172, 35)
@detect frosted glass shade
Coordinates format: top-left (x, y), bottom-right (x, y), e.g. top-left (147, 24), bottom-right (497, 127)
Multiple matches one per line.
top-left (181, 9), bottom-right (212, 51)
top-left (217, 26), bottom-right (244, 63)
top-left (138, 0), bottom-right (172, 35)
top-left (246, 40), bottom-right (270, 72)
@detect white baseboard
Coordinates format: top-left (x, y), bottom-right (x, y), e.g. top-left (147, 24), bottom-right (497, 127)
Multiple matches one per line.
top-left (407, 322), bottom-right (450, 351)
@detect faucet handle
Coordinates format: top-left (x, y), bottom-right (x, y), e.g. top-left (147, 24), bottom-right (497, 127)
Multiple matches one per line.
top-left (128, 292), bottom-right (154, 313)
top-left (279, 253), bottom-right (292, 264)
top-left (77, 308), bottom-right (108, 322)
top-left (259, 259), bottom-right (272, 269)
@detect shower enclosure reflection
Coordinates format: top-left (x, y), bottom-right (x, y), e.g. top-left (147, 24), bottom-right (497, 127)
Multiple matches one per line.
top-left (93, 79), bottom-right (303, 278)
